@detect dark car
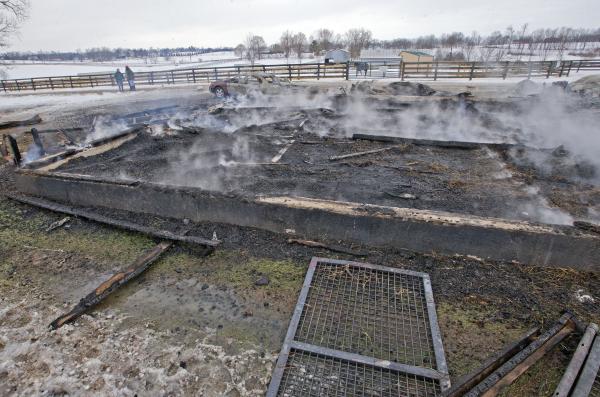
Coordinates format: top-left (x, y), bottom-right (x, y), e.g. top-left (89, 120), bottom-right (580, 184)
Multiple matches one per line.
top-left (209, 73), bottom-right (293, 97)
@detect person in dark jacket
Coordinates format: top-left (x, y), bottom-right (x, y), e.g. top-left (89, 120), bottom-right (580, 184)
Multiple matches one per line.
top-left (114, 69), bottom-right (124, 92)
top-left (125, 66), bottom-right (135, 91)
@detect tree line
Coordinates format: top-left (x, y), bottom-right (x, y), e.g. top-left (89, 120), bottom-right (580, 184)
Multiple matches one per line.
top-left (236, 26), bottom-right (600, 64)
top-left (0, 46), bottom-right (234, 62)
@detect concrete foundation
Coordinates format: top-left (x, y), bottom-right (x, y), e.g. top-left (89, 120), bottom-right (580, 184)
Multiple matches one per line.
top-left (15, 170), bottom-right (600, 270)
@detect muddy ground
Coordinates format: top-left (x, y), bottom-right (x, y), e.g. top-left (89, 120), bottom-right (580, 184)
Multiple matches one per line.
top-left (1, 81), bottom-right (600, 396)
top-left (1, 160), bottom-right (600, 395)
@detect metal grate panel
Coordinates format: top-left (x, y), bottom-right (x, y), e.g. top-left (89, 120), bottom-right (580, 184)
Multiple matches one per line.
top-left (267, 257), bottom-right (449, 396)
top-left (278, 349), bottom-right (441, 397)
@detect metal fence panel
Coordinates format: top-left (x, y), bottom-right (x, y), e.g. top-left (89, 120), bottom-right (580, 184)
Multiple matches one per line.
top-left (267, 257), bottom-right (450, 396)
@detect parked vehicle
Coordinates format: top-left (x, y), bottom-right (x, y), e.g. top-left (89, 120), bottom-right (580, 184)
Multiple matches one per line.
top-left (209, 73), bottom-right (294, 97)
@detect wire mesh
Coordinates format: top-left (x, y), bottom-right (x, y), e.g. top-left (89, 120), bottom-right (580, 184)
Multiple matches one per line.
top-left (590, 372), bottom-right (600, 397)
top-left (295, 262), bottom-right (435, 368)
top-left (278, 349), bottom-right (441, 397)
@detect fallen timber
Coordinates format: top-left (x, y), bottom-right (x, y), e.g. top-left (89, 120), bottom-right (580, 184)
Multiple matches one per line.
top-left (6, 193), bottom-right (219, 247)
top-left (443, 327), bottom-right (540, 397)
top-left (352, 133), bottom-right (519, 150)
top-left (554, 323), bottom-right (598, 397)
top-left (49, 241), bottom-right (174, 329)
top-left (0, 114), bottom-right (42, 130)
top-left (464, 312), bottom-right (577, 397)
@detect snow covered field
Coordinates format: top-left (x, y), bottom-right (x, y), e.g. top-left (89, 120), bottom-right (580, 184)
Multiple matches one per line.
top-left (1, 51), bottom-right (322, 80)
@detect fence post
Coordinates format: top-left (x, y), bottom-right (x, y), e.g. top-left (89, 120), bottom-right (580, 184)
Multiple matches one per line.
top-left (547, 61), bottom-right (553, 78)
top-left (89, 75), bottom-right (93, 87)
top-left (317, 63), bottom-right (320, 80)
top-left (502, 61), bottom-right (510, 80)
top-left (49, 77), bottom-right (54, 90)
top-left (345, 62), bottom-right (350, 80)
top-left (192, 69), bottom-right (196, 83)
top-left (171, 71), bottom-right (175, 84)
top-left (400, 61), bottom-right (405, 80)
top-left (433, 62), bottom-right (439, 81)
top-left (577, 60), bottom-right (582, 72)
top-left (469, 62), bottom-right (475, 80)
top-left (31, 78), bottom-right (35, 91)
top-left (527, 62), bottom-right (532, 79)
top-left (1, 80), bottom-right (6, 92)
top-left (69, 76), bottom-right (73, 88)
top-left (559, 61), bottom-right (565, 77)
top-left (288, 64), bottom-right (292, 80)
top-left (15, 80), bottom-right (20, 91)
top-left (237, 66), bottom-right (241, 76)
top-left (566, 61), bottom-right (573, 76)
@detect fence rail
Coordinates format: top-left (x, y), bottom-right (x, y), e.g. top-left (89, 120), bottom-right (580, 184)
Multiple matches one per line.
top-left (2, 59), bottom-right (599, 92)
top-left (0, 62), bottom-right (349, 92)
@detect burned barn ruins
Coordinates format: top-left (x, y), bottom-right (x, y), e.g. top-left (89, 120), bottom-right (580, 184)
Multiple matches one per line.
top-left (1, 78), bottom-right (600, 396)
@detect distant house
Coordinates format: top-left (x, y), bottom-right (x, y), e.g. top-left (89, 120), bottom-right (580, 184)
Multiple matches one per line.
top-left (400, 51), bottom-right (434, 63)
top-left (359, 48), bottom-right (402, 63)
top-left (324, 49), bottom-right (350, 64)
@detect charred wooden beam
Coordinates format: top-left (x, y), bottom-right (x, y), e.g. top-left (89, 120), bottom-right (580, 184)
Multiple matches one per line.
top-left (329, 145), bottom-right (403, 161)
top-left (352, 133), bottom-right (516, 151)
top-left (571, 334), bottom-right (600, 397)
top-left (0, 114), bottom-right (42, 130)
top-left (29, 128), bottom-right (46, 157)
top-left (6, 134), bottom-right (22, 166)
top-left (465, 312), bottom-right (576, 397)
top-left (287, 238), bottom-right (368, 256)
top-left (7, 193), bottom-right (219, 247)
top-left (554, 323), bottom-right (598, 397)
top-left (49, 241), bottom-right (173, 329)
top-left (443, 327), bottom-right (540, 397)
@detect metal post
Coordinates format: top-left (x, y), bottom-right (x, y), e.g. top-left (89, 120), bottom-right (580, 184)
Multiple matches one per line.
top-left (502, 61), bottom-right (510, 80)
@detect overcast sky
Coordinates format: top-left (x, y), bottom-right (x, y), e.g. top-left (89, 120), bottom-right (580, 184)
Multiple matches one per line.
top-left (7, 0), bottom-right (600, 52)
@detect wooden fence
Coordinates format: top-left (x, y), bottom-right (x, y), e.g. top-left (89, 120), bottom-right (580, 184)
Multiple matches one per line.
top-left (0, 62), bottom-right (349, 92)
top-left (2, 59), bottom-right (599, 92)
top-left (397, 59), bottom-right (600, 81)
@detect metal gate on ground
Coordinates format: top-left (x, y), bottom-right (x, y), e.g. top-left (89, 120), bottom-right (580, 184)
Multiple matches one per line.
top-left (267, 257), bottom-right (450, 396)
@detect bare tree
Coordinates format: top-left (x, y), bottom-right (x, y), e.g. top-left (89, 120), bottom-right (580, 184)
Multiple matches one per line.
top-left (315, 28), bottom-right (334, 52)
top-left (464, 31), bottom-right (481, 61)
top-left (442, 32), bottom-right (464, 58)
top-left (244, 33), bottom-right (265, 65)
top-left (291, 32), bottom-right (306, 59)
top-left (344, 28), bottom-right (372, 58)
top-left (280, 30), bottom-right (293, 60)
top-left (0, 0), bottom-right (29, 47)
top-left (234, 44), bottom-right (246, 59)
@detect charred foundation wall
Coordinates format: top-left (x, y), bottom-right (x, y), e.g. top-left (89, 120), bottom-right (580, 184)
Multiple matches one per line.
top-left (15, 171), bottom-right (600, 270)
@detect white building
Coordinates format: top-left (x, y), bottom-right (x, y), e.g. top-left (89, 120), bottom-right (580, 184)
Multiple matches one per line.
top-left (324, 49), bottom-right (350, 64)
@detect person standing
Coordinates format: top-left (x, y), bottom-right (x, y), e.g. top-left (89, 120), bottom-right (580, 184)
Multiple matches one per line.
top-left (125, 66), bottom-right (136, 91)
top-left (114, 68), bottom-right (124, 92)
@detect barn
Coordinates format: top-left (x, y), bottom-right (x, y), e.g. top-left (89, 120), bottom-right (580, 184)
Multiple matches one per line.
top-left (324, 49), bottom-right (350, 64)
top-left (400, 50), bottom-right (434, 63)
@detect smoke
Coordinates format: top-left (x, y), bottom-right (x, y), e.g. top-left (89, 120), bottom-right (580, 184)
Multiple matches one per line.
top-left (85, 115), bottom-right (129, 143)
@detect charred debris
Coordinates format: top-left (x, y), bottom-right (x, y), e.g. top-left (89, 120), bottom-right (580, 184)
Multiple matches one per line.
top-left (2, 78), bottom-right (600, 396)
